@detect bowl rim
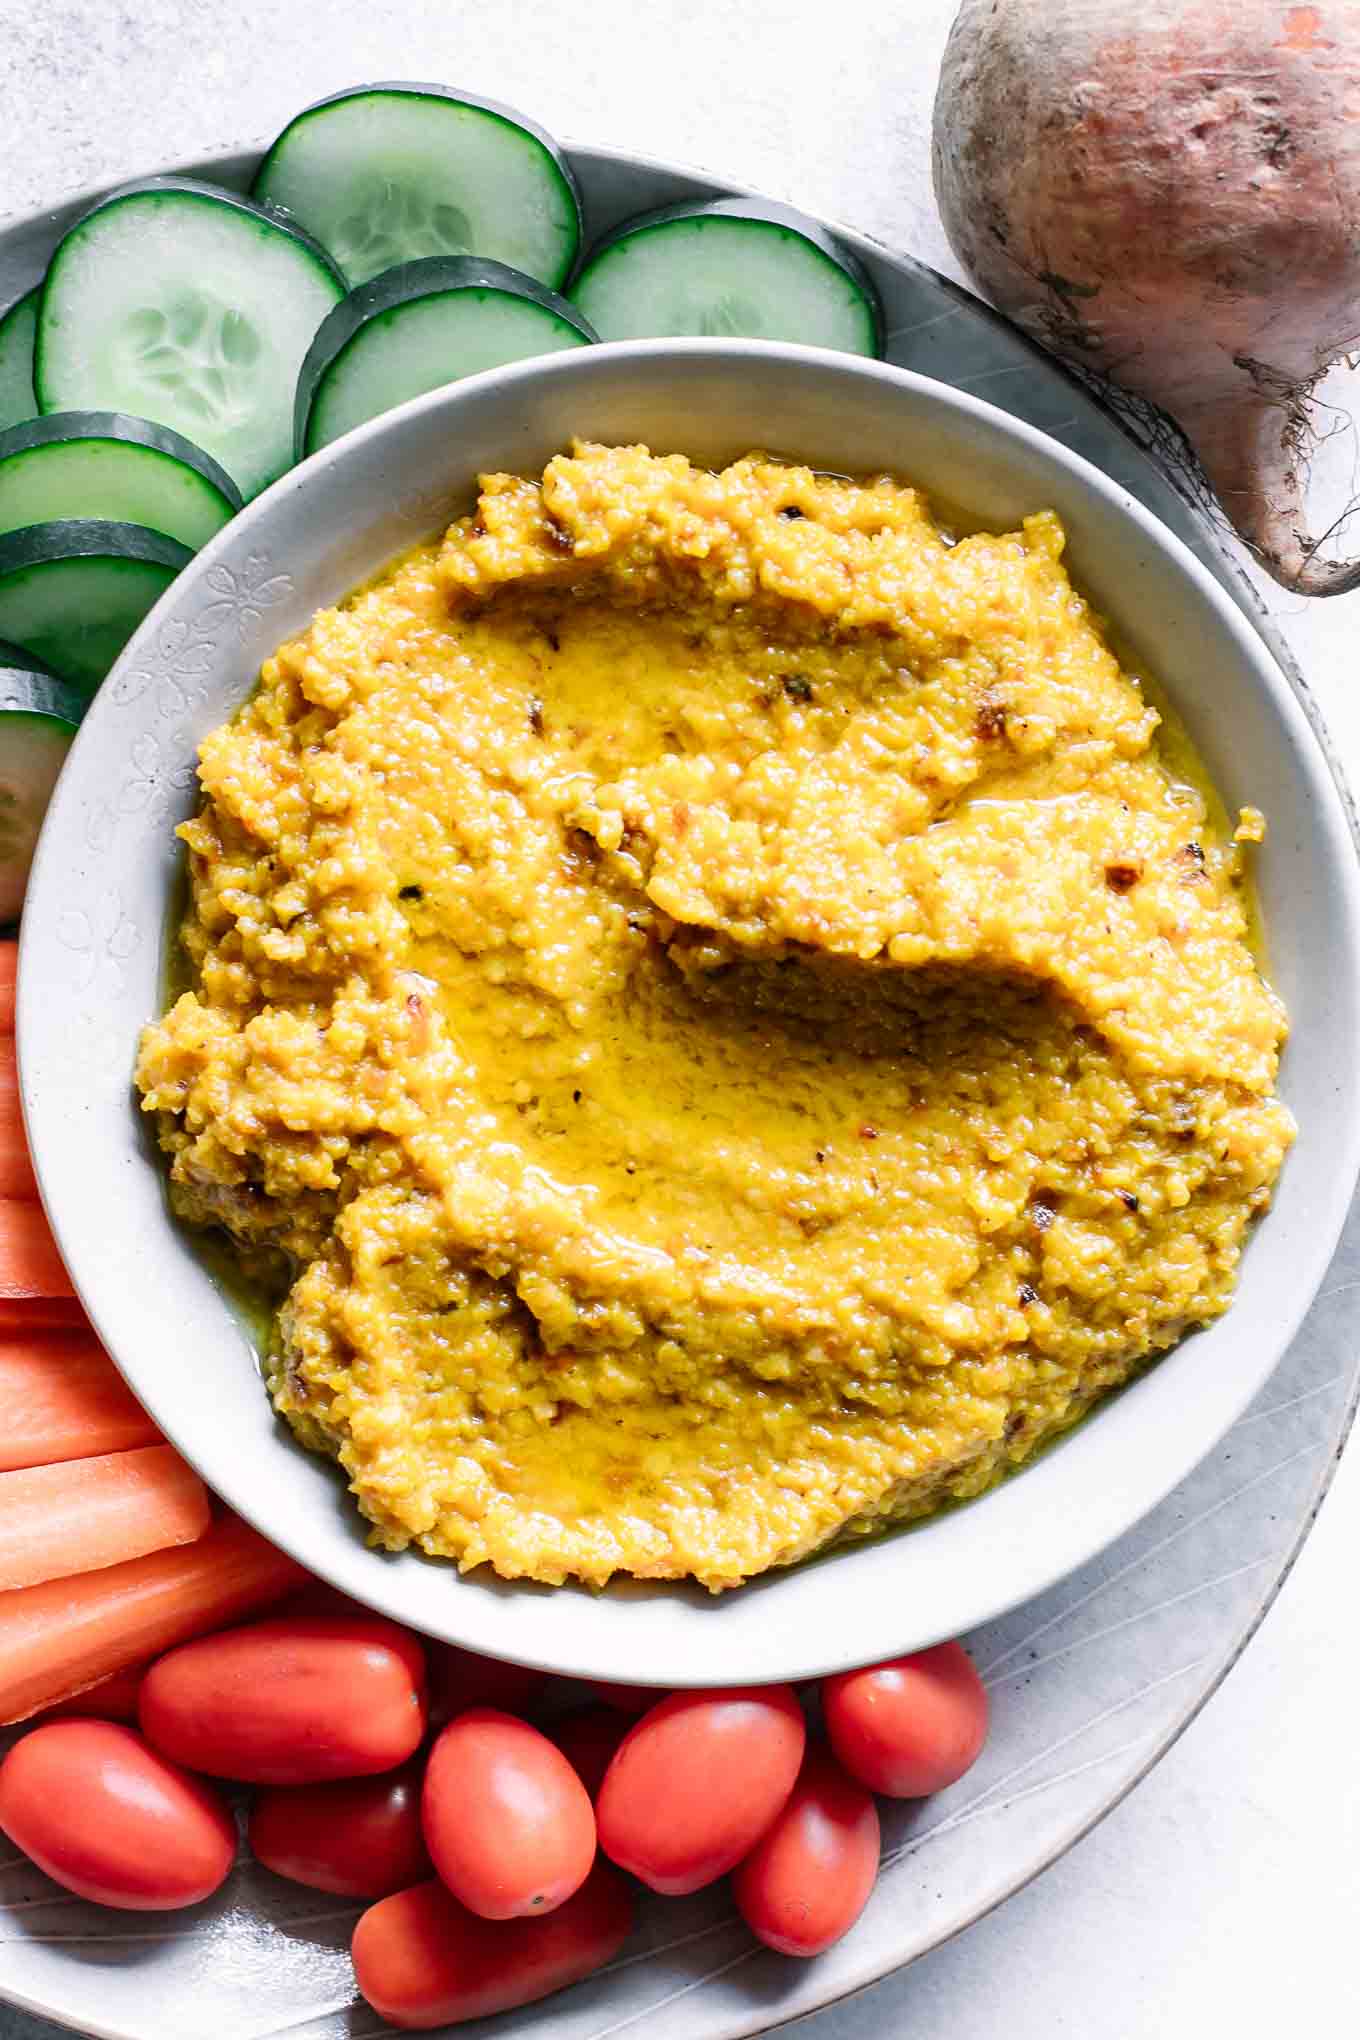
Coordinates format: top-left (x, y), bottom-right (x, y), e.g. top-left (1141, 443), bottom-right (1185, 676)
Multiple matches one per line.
top-left (19, 334), bottom-right (1360, 1685)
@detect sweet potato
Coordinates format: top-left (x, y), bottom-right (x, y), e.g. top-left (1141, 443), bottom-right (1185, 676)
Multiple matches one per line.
top-left (933, 0), bottom-right (1360, 593)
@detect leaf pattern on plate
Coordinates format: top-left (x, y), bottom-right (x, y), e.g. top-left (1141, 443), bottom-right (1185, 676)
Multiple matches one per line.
top-left (54, 888), bottom-right (139, 996)
top-left (195, 554), bottom-right (294, 644)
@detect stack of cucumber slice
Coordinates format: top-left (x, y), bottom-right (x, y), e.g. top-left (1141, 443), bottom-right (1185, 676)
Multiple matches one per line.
top-left (0, 79), bottom-right (884, 924)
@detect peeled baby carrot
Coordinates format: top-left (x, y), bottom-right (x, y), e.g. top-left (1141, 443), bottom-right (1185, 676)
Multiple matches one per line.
top-left (0, 1198), bottom-right (73, 1298)
top-left (0, 1042), bottom-right (35, 1199)
top-left (0, 1332), bottom-right (161, 1471)
top-left (0, 943), bottom-right (14, 1034)
top-left (0, 1297), bottom-right (87, 1335)
top-left (0, 1445), bottom-right (210, 1593)
top-left (28, 1661), bottom-right (146, 1723)
top-left (0, 1514), bottom-right (307, 1724)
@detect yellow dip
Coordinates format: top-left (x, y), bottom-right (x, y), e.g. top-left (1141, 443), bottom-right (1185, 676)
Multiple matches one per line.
top-left (136, 444), bottom-right (1294, 1591)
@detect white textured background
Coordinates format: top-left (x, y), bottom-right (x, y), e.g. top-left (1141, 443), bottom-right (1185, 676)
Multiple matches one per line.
top-left (1, 2), bottom-right (1357, 2035)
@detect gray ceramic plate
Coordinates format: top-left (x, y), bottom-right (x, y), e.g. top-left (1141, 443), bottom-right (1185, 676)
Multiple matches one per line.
top-left (4, 141), bottom-right (1360, 2040)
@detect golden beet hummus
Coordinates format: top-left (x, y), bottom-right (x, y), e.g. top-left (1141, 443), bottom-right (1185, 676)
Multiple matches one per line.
top-left (137, 443), bottom-right (1294, 1592)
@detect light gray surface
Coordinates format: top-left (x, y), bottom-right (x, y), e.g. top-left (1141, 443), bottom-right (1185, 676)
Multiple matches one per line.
top-left (2, 2), bottom-right (1359, 2035)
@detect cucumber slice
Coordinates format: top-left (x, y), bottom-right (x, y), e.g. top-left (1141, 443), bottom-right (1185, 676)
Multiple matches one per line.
top-left (0, 521), bottom-right (190, 695)
top-left (254, 84), bottom-right (579, 295)
top-left (0, 412), bottom-right (242, 550)
top-left (253, 83), bottom-right (582, 290)
top-left (0, 290), bottom-right (38, 432)
top-left (571, 198), bottom-right (883, 356)
top-left (296, 256), bottom-right (596, 457)
top-left (35, 179), bottom-right (345, 501)
top-left (0, 657), bottom-right (83, 925)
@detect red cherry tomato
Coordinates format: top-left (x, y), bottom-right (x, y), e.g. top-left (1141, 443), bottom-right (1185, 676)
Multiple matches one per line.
top-left (732, 1745), bottom-right (880, 1956)
top-left (596, 1686), bottom-right (805, 1895)
top-left (422, 1708), bottom-right (596, 1919)
top-left (353, 1861), bottom-right (633, 2030)
top-left (550, 1706), bottom-right (636, 1799)
top-left (140, 1614), bottom-right (426, 1784)
top-left (249, 1761), bottom-right (431, 1898)
top-left (426, 1644), bottom-right (549, 1727)
top-left (0, 1721), bottom-right (235, 1910)
top-left (581, 1679), bottom-right (661, 1712)
top-left (822, 1642), bottom-right (989, 1798)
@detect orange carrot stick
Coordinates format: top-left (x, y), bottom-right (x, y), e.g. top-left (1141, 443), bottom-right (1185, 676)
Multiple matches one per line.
top-left (0, 943), bottom-right (14, 1034)
top-left (0, 1332), bottom-right (162, 1471)
top-left (0, 1445), bottom-right (210, 1592)
top-left (0, 1513), bottom-right (308, 1723)
top-left (0, 1198), bottom-right (73, 1298)
top-left (0, 1041), bottom-right (36, 1199)
top-left (0, 1297), bottom-right (88, 1335)
top-left (27, 1661), bottom-right (146, 1723)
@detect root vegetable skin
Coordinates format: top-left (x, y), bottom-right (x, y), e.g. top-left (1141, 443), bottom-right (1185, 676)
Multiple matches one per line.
top-left (932, 0), bottom-right (1360, 594)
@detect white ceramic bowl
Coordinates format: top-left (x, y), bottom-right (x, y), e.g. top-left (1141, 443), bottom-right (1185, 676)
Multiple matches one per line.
top-left (19, 340), bottom-right (1360, 1686)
